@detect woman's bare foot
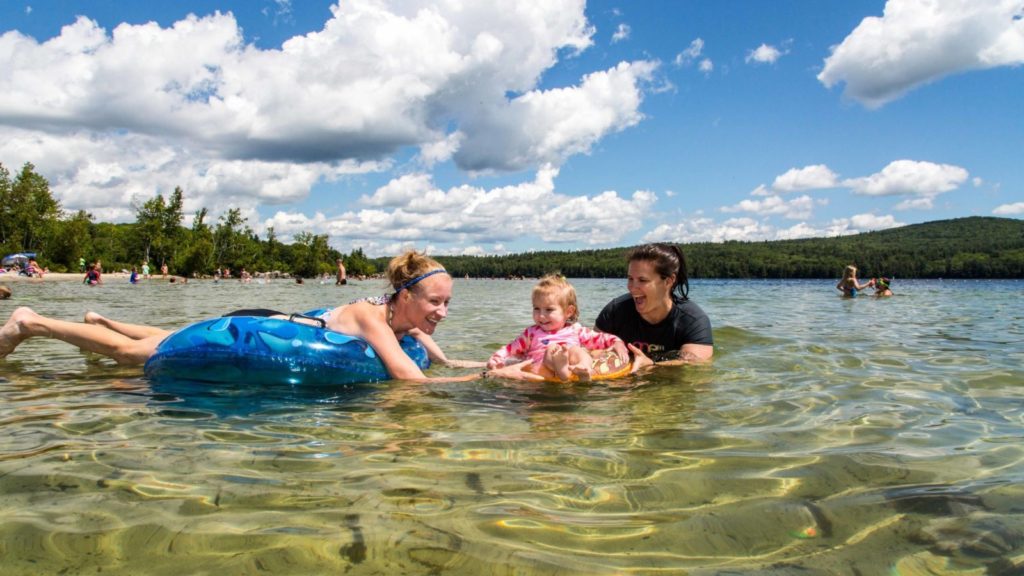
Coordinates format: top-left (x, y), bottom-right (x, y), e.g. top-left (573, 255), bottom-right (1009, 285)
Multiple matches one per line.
top-left (0, 307), bottom-right (39, 358)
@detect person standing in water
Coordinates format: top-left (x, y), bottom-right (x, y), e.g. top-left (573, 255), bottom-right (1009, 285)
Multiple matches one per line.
top-left (336, 258), bottom-right (348, 285)
top-left (836, 265), bottom-right (872, 298)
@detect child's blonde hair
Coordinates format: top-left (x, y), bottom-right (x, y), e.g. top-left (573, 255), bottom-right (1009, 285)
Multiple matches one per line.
top-left (533, 273), bottom-right (579, 323)
top-left (842, 265), bottom-right (857, 281)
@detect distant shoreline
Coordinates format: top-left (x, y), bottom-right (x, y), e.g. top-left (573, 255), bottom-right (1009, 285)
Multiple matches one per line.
top-left (0, 271), bottom-right (187, 283)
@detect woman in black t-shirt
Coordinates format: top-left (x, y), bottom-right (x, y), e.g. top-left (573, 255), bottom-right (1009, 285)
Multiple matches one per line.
top-left (595, 243), bottom-right (712, 368)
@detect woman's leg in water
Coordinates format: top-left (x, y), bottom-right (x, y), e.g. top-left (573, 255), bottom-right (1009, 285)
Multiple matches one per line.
top-left (0, 307), bottom-right (163, 365)
top-left (84, 311), bottom-right (171, 340)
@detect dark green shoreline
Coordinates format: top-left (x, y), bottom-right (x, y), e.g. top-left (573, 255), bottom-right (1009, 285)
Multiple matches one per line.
top-left (415, 217), bottom-right (1024, 280)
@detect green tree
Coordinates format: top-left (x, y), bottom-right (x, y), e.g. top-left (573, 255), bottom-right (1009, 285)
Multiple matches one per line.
top-left (132, 187), bottom-right (184, 271)
top-left (0, 162), bottom-right (62, 258)
top-left (179, 208), bottom-right (215, 276)
top-left (213, 208), bottom-right (262, 272)
top-left (291, 232), bottom-right (332, 277)
top-left (48, 210), bottom-right (94, 271)
top-left (0, 163), bottom-right (12, 253)
top-left (344, 247), bottom-right (376, 276)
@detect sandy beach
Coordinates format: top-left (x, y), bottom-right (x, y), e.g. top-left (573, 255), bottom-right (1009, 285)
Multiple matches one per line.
top-left (0, 271), bottom-right (185, 283)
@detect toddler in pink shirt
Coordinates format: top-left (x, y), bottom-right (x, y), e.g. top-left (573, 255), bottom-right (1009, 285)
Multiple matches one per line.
top-left (487, 274), bottom-right (626, 381)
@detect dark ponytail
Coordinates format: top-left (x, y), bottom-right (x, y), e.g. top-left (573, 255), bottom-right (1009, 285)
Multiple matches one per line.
top-left (628, 243), bottom-right (690, 302)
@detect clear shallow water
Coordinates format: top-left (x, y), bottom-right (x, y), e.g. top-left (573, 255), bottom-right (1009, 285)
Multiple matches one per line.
top-left (1, 278), bottom-right (1022, 575)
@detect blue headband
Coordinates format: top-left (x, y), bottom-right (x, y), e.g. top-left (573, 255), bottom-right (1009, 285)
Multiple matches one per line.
top-left (394, 269), bottom-right (447, 294)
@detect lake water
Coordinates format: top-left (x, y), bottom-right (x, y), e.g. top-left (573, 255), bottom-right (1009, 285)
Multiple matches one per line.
top-left (1, 277), bottom-right (1022, 575)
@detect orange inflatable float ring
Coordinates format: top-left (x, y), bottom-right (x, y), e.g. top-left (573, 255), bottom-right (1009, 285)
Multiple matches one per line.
top-left (523, 351), bottom-right (633, 383)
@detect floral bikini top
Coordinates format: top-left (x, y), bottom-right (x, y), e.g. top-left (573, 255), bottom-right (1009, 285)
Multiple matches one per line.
top-left (317, 294), bottom-right (391, 322)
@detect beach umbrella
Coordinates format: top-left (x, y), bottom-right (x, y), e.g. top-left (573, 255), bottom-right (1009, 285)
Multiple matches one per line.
top-left (1, 252), bottom-right (37, 268)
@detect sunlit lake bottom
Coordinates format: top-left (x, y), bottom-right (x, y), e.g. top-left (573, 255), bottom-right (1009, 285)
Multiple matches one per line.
top-left (1, 277), bottom-right (1022, 575)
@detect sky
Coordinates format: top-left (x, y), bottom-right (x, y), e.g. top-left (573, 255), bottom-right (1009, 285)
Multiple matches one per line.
top-left (0, 0), bottom-right (1021, 256)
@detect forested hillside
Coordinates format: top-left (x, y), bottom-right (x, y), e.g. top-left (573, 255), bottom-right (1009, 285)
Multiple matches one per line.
top-left (414, 217), bottom-right (1024, 279)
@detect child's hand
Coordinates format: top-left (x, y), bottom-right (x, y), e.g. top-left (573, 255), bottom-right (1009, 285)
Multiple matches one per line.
top-left (486, 357), bottom-right (503, 369)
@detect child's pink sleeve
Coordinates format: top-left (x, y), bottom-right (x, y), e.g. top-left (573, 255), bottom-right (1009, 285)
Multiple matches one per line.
top-left (576, 325), bottom-right (622, 350)
top-left (489, 327), bottom-right (534, 366)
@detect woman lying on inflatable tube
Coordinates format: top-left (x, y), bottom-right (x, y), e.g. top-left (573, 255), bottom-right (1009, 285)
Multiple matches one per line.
top-left (0, 251), bottom-right (485, 385)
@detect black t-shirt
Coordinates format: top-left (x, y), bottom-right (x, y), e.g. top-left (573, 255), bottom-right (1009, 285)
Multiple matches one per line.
top-left (595, 294), bottom-right (713, 361)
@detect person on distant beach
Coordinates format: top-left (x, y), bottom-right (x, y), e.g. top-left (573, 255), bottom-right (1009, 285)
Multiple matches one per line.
top-left (486, 274), bottom-right (627, 381)
top-left (487, 243), bottom-right (713, 380)
top-left (0, 250), bottom-right (483, 383)
top-left (129, 267), bottom-right (139, 284)
top-left (83, 263), bottom-right (102, 285)
top-left (872, 276), bottom-right (893, 297)
top-left (239, 268), bottom-right (252, 283)
top-left (78, 257), bottom-right (86, 273)
top-left (142, 261), bottom-right (150, 279)
top-left (160, 262), bottom-right (169, 279)
top-left (836, 265), bottom-right (872, 298)
top-left (336, 258), bottom-right (347, 285)
top-left (24, 259), bottom-right (45, 278)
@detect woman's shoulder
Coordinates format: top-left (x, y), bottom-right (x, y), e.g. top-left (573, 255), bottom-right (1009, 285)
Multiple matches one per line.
top-left (671, 298), bottom-right (709, 320)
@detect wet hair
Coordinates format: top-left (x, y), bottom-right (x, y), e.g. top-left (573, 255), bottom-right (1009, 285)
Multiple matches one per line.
top-left (628, 243), bottom-right (690, 301)
top-left (875, 276), bottom-right (891, 289)
top-left (386, 250), bottom-right (448, 295)
top-left (533, 273), bottom-right (579, 323)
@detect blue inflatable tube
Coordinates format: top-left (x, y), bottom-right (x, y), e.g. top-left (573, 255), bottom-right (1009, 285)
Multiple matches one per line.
top-left (143, 311), bottom-right (429, 386)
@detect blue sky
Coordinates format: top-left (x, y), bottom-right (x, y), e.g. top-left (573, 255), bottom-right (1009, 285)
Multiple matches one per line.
top-left (1, 0), bottom-right (1021, 256)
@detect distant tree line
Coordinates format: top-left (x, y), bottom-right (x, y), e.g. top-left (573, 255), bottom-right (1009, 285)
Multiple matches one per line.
top-left (0, 162), bottom-right (375, 277)
top-left (4, 161), bottom-right (1022, 280)
top-left (398, 216), bottom-right (1024, 280)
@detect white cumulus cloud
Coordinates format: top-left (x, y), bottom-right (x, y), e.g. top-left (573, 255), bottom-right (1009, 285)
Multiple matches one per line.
top-left (746, 43), bottom-right (785, 64)
top-left (843, 160), bottom-right (968, 201)
top-left (644, 211), bottom-right (904, 243)
top-left (674, 38), bottom-right (704, 66)
top-left (772, 164), bottom-right (841, 192)
top-left (818, 0), bottom-right (1024, 107)
top-left (612, 23), bottom-right (631, 43)
top-left (993, 202), bottom-right (1024, 215)
top-left (0, 1), bottom-right (661, 225)
top-left (265, 165), bottom-right (658, 253)
top-left (454, 60), bottom-right (658, 171)
top-left (721, 194), bottom-right (817, 220)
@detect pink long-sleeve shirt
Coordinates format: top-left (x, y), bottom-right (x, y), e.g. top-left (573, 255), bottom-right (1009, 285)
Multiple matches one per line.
top-left (489, 323), bottom-right (623, 366)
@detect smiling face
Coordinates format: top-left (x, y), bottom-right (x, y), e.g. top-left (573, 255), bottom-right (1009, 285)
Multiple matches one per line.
top-left (532, 290), bottom-right (572, 333)
top-left (402, 274), bottom-right (452, 334)
top-left (627, 259), bottom-right (675, 323)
